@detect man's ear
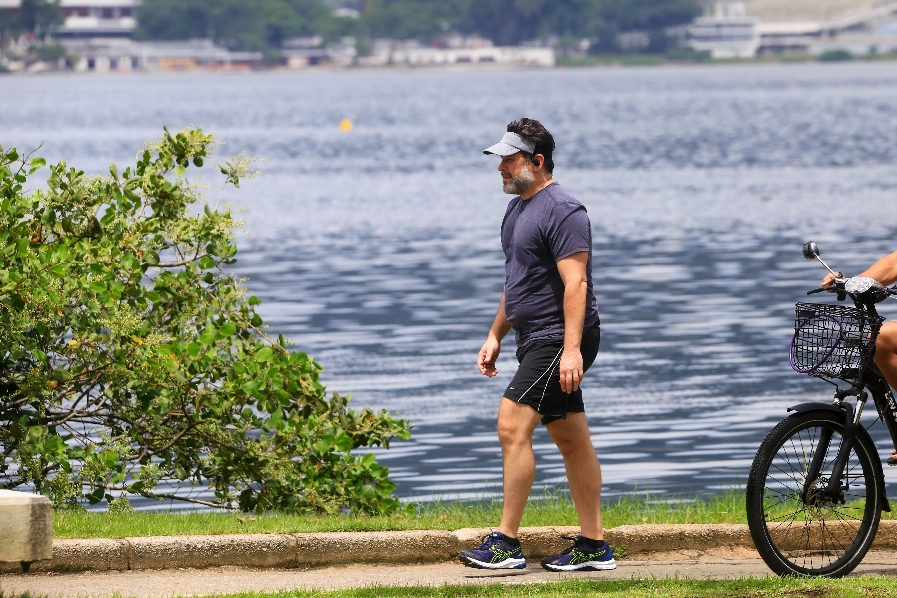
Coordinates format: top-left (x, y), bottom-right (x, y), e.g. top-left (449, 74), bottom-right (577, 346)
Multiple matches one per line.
top-left (532, 154), bottom-right (544, 170)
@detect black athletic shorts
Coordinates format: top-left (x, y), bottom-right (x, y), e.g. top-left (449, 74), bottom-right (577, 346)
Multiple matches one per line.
top-left (504, 321), bottom-right (600, 426)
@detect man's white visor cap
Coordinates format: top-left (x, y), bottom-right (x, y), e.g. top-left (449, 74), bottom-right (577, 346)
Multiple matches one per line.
top-left (483, 132), bottom-right (536, 156)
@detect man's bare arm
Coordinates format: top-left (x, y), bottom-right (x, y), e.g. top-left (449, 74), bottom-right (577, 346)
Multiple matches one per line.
top-left (861, 251), bottom-right (897, 286)
top-left (478, 294), bottom-right (512, 377)
top-left (557, 252), bottom-right (589, 394)
top-left (823, 251), bottom-right (897, 287)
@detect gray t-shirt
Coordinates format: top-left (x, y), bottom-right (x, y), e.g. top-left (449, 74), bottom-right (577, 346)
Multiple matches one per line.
top-left (501, 182), bottom-right (599, 348)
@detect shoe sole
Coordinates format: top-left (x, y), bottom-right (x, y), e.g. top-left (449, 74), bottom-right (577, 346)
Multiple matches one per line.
top-left (459, 554), bottom-right (527, 569)
top-left (541, 559), bottom-right (617, 572)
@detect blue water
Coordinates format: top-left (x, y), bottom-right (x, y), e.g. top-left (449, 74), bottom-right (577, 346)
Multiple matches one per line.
top-left (3, 62), bottom-right (897, 505)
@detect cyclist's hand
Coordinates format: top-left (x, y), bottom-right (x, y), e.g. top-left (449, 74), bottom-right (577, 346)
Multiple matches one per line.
top-left (822, 272), bottom-right (838, 288)
top-left (478, 337), bottom-right (501, 377)
top-left (559, 350), bottom-right (584, 394)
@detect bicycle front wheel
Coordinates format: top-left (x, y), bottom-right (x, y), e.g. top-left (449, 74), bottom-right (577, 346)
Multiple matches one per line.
top-left (746, 409), bottom-right (882, 577)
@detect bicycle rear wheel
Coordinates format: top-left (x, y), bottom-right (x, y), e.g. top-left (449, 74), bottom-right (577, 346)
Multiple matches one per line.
top-left (746, 410), bottom-right (882, 577)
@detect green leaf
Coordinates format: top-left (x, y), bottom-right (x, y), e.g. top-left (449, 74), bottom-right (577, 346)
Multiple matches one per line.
top-left (268, 408), bottom-right (283, 429)
top-left (143, 250), bottom-right (159, 266)
top-left (53, 244), bottom-right (70, 262)
top-left (88, 281), bottom-right (105, 293)
top-left (52, 368), bottom-right (72, 382)
top-left (218, 322), bottom-right (237, 338)
top-left (32, 348), bottom-right (47, 362)
top-left (28, 156), bottom-right (46, 172)
top-left (87, 486), bottom-right (105, 505)
top-left (255, 346), bottom-right (273, 362)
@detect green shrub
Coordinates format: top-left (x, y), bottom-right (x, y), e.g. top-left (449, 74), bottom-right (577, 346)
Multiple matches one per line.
top-left (35, 43), bottom-right (66, 62)
top-left (664, 48), bottom-right (712, 62)
top-left (818, 49), bottom-right (852, 62)
top-left (0, 128), bottom-right (410, 515)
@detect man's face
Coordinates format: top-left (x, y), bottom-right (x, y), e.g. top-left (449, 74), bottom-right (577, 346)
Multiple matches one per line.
top-left (498, 152), bottom-right (535, 195)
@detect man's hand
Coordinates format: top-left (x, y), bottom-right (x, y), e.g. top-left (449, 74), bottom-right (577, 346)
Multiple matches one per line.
top-left (478, 337), bottom-right (501, 377)
top-left (559, 349), bottom-right (583, 394)
top-left (822, 272), bottom-right (840, 287)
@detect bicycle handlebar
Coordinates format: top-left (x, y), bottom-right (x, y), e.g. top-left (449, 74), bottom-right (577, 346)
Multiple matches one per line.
top-left (807, 276), bottom-right (897, 302)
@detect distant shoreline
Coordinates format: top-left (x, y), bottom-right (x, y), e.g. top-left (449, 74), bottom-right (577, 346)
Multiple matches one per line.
top-left (4, 51), bottom-right (896, 76)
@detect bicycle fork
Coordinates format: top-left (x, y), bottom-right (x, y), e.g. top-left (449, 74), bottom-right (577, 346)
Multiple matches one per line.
top-left (801, 396), bottom-right (866, 504)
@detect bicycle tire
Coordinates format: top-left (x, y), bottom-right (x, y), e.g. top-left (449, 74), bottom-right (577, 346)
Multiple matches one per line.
top-left (746, 410), bottom-right (882, 577)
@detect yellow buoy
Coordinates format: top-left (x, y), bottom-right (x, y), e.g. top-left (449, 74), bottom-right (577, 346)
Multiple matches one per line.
top-left (340, 118), bottom-right (353, 132)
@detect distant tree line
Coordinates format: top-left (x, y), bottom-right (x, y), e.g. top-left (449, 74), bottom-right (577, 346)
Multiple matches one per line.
top-left (133, 0), bottom-right (701, 54)
top-left (133, 0), bottom-right (338, 52)
top-left (0, 0), bottom-right (62, 42)
top-left (363, 0), bottom-right (700, 49)
top-left (1, 0), bottom-right (700, 55)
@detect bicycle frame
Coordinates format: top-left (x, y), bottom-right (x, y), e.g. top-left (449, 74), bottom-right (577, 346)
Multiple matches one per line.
top-left (799, 300), bottom-right (895, 512)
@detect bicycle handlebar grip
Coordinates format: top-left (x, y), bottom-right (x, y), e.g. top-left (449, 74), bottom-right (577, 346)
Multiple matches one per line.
top-left (807, 287), bottom-right (828, 295)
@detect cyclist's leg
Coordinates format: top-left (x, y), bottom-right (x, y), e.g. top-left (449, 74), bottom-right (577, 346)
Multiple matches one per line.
top-left (496, 398), bottom-right (543, 538)
top-left (873, 322), bottom-right (897, 460)
top-left (874, 321), bottom-right (897, 391)
top-left (545, 412), bottom-right (604, 541)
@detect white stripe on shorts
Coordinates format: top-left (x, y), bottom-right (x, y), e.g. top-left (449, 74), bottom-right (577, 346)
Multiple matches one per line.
top-left (516, 348), bottom-right (564, 409)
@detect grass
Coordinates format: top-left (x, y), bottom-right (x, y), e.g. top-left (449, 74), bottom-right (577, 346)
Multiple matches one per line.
top-left (53, 490), bottom-right (751, 539)
top-left (206, 578), bottom-right (897, 597)
top-left (6, 577), bottom-right (897, 597)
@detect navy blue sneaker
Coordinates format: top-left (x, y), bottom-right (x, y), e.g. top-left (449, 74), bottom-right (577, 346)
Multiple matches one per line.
top-left (459, 531), bottom-right (527, 569)
top-left (540, 536), bottom-right (616, 571)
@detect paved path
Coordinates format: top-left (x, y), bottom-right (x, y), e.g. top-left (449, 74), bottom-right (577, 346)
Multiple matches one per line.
top-left (5, 549), bottom-right (897, 597)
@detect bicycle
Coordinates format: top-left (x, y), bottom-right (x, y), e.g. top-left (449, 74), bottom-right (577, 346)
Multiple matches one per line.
top-left (746, 241), bottom-right (897, 577)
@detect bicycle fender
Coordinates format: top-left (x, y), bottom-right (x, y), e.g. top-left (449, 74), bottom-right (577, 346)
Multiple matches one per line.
top-left (787, 403), bottom-right (891, 512)
top-left (787, 402), bottom-right (843, 415)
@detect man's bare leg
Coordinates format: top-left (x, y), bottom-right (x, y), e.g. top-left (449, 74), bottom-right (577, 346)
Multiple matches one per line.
top-left (496, 398), bottom-right (544, 538)
top-left (875, 322), bottom-right (897, 389)
top-left (873, 322), bottom-right (897, 461)
top-left (545, 412), bottom-right (603, 540)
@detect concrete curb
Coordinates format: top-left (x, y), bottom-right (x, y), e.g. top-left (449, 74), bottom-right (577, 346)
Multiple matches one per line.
top-left (3, 520), bottom-right (897, 575)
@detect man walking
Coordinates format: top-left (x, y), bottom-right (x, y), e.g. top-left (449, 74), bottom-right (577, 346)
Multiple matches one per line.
top-left (458, 118), bottom-right (614, 572)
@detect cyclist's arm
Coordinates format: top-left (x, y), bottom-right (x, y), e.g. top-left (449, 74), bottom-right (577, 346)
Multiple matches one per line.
top-left (860, 250), bottom-right (897, 286)
top-left (478, 294), bottom-right (511, 377)
top-left (822, 250), bottom-right (897, 287)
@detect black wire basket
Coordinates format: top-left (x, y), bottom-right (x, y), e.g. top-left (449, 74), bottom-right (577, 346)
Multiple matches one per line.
top-left (789, 302), bottom-right (883, 381)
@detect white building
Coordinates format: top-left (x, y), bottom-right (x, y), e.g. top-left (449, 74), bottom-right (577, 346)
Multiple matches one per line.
top-left (61, 38), bottom-right (263, 72)
top-left (690, 1), bottom-right (760, 58)
top-left (750, 0), bottom-right (897, 56)
top-left (0, 0), bottom-right (140, 37)
top-left (57, 0), bottom-right (140, 38)
top-left (359, 41), bottom-right (554, 68)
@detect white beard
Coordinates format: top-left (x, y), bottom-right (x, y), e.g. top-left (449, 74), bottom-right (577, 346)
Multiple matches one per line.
top-left (503, 162), bottom-right (536, 195)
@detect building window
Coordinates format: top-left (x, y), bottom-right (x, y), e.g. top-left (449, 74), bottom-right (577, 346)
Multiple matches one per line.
top-left (102, 8), bottom-right (114, 18)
